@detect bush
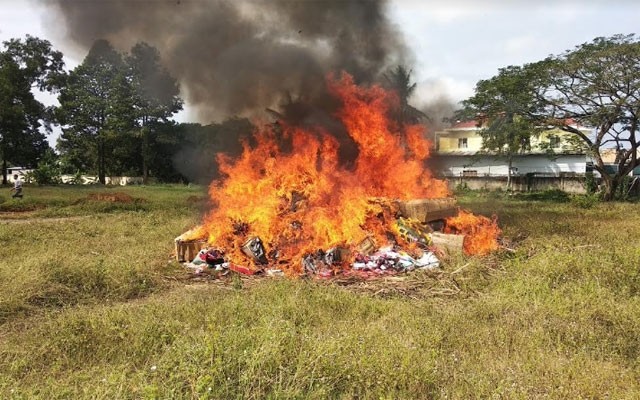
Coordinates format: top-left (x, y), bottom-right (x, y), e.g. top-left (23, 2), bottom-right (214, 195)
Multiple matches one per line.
top-left (454, 182), bottom-right (471, 194)
top-left (66, 170), bottom-right (84, 185)
top-left (616, 175), bottom-right (633, 200)
top-left (585, 172), bottom-right (598, 194)
top-left (515, 189), bottom-right (570, 202)
top-left (572, 194), bottom-right (599, 209)
top-left (31, 163), bottom-right (62, 185)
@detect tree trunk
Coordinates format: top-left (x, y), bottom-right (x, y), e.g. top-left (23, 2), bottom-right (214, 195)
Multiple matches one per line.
top-left (1, 156), bottom-right (7, 186)
top-left (507, 156), bottom-right (513, 190)
top-left (142, 128), bottom-right (149, 185)
top-left (602, 175), bottom-right (618, 201)
top-left (98, 138), bottom-right (106, 184)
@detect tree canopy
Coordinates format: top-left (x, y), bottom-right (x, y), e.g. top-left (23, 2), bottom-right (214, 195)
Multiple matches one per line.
top-left (57, 40), bottom-right (183, 183)
top-left (57, 40), bottom-right (135, 183)
top-left (459, 34), bottom-right (640, 200)
top-left (456, 65), bottom-right (546, 187)
top-left (537, 34), bottom-right (640, 199)
top-left (0, 36), bottom-right (64, 184)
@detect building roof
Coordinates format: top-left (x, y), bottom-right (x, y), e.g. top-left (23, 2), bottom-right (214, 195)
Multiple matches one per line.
top-left (436, 150), bottom-right (588, 157)
top-left (450, 118), bottom-right (590, 130)
top-left (451, 120), bottom-right (480, 129)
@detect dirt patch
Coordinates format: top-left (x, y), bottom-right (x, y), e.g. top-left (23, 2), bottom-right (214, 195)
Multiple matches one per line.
top-left (0, 216), bottom-right (91, 225)
top-left (0, 211), bottom-right (38, 219)
top-left (85, 192), bottom-right (144, 203)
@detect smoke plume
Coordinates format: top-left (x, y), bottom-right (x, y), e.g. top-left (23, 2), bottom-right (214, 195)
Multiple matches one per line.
top-left (47, 0), bottom-right (410, 122)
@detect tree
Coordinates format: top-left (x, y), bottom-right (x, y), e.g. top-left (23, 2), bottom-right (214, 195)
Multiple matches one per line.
top-left (383, 65), bottom-right (427, 126)
top-left (29, 147), bottom-right (61, 185)
top-left (459, 35), bottom-right (640, 200)
top-left (57, 40), bottom-right (136, 184)
top-left (127, 42), bottom-right (183, 184)
top-left (535, 34), bottom-right (640, 200)
top-left (0, 36), bottom-right (64, 184)
top-left (457, 65), bottom-right (546, 188)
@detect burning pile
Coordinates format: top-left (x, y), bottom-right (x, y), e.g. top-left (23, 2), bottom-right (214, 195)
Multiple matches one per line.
top-left (176, 73), bottom-right (500, 278)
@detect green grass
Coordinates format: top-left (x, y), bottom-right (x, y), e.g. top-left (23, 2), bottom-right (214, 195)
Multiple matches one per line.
top-left (1, 186), bottom-right (639, 398)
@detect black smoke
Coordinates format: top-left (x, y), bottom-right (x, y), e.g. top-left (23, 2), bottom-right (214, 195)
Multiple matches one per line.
top-left (46, 0), bottom-right (410, 122)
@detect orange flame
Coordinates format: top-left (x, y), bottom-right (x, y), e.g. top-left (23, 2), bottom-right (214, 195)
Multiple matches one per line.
top-left (445, 210), bottom-right (502, 255)
top-left (187, 73), bottom-right (498, 273)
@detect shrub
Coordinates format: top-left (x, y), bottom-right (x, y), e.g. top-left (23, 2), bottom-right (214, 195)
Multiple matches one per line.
top-left (31, 163), bottom-right (62, 185)
top-left (571, 194), bottom-right (599, 209)
top-left (585, 172), bottom-right (597, 194)
top-left (455, 182), bottom-right (471, 194)
top-left (515, 189), bottom-right (570, 202)
top-left (67, 170), bottom-right (84, 185)
top-left (616, 175), bottom-right (633, 201)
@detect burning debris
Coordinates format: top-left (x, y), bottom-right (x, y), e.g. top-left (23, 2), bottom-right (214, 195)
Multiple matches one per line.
top-left (175, 74), bottom-right (501, 279)
top-left (177, 197), bottom-right (496, 279)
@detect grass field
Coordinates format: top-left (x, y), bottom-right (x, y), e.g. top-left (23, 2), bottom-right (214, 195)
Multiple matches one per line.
top-left (0, 185), bottom-right (638, 399)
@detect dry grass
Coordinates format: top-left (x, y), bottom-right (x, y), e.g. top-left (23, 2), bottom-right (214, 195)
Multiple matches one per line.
top-left (0, 186), bottom-right (639, 398)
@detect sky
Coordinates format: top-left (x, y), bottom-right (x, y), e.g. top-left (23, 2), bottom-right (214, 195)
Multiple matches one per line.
top-left (1, 0), bottom-right (639, 146)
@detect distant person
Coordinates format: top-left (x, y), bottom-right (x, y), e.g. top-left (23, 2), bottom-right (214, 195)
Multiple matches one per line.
top-left (10, 174), bottom-right (23, 199)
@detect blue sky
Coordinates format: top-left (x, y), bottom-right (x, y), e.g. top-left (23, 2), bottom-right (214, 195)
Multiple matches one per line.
top-left (1, 0), bottom-right (639, 142)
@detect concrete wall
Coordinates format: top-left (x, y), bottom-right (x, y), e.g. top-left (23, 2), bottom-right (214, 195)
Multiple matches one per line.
top-left (105, 176), bottom-right (144, 185)
top-left (59, 175), bottom-right (144, 185)
top-left (445, 175), bottom-right (587, 194)
top-left (436, 154), bottom-right (587, 177)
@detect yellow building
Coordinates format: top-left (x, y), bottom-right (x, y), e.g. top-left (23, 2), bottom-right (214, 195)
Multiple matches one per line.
top-left (433, 120), bottom-right (591, 177)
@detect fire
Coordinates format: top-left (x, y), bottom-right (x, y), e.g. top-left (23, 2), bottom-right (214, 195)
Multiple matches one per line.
top-left (445, 210), bottom-right (502, 255)
top-left (187, 72), bottom-right (499, 274)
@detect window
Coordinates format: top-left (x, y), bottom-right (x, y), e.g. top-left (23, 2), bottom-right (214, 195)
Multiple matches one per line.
top-left (458, 138), bottom-right (468, 149)
top-left (462, 170), bottom-right (478, 177)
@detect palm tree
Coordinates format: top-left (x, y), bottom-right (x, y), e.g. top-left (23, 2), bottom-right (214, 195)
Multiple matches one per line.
top-left (383, 65), bottom-right (427, 126)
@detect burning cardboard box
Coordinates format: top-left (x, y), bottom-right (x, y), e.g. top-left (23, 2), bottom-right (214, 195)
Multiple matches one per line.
top-left (175, 228), bottom-right (207, 262)
top-left (395, 198), bottom-right (458, 223)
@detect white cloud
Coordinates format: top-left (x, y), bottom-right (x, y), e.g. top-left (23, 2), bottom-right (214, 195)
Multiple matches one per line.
top-left (504, 35), bottom-right (539, 57)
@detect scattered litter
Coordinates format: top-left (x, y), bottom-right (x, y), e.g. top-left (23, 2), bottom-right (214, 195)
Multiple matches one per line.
top-left (351, 246), bottom-right (439, 273)
top-left (229, 264), bottom-right (259, 276)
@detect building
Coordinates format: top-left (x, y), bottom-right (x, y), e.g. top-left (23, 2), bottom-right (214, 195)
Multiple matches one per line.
top-left (6, 167), bottom-right (33, 183)
top-left (433, 120), bottom-right (591, 178)
top-left (598, 148), bottom-right (640, 177)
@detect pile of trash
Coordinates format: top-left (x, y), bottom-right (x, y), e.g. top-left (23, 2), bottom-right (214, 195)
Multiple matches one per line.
top-left (182, 236), bottom-right (441, 280)
top-left (175, 197), bottom-right (500, 280)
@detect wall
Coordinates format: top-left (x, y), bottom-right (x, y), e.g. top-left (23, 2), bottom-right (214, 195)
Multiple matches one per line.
top-left (6, 169), bottom-right (33, 183)
top-left (445, 175), bottom-right (587, 194)
top-left (58, 175), bottom-right (144, 185)
top-left (105, 176), bottom-right (144, 185)
top-left (435, 125), bottom-right (589, 154)
top-left (438, 133), bottom-right (483, 152)
top-left (435, 154), bottom-right (587, 177)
